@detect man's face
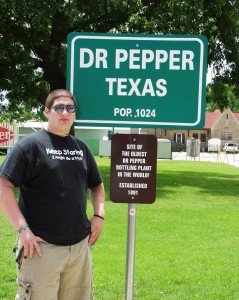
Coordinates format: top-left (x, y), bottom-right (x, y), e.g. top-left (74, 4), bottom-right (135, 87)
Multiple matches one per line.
top-left (44, 97), bottom-right (76, 135)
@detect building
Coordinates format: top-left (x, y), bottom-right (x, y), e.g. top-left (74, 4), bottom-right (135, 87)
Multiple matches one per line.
top-left (143, 108), bottom-right (239, 151)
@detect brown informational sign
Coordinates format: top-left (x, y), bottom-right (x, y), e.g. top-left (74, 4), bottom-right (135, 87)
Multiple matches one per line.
top-left (110, 134), bottom-right (157, 204)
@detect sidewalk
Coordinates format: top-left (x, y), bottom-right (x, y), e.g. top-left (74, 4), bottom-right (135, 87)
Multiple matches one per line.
top-left (171, 152), bottom-right (239, 168)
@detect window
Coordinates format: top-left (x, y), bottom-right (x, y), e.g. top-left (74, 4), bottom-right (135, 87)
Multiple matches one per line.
top-left (200, 133), bottom-right (206, 142)
top-left (174, 133), bottom-right (185, 144)
top-left (193, 133), bottom-right (198, 139)
top-left (221, 132), bottom-right (232, 140)
top-left (176, 133), bottom-right (183, 143)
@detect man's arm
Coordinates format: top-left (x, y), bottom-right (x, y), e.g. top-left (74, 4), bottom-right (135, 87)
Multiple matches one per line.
top-left (88, 182), bottom-right (105, 245)
top-left (0, 177), bottom-right (45, 257)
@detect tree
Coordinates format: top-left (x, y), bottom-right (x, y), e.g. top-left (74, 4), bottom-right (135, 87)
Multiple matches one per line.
top-left (0, 0), bottom-right (239, 121)
top-left (206, 82), bottom-right (239, 112)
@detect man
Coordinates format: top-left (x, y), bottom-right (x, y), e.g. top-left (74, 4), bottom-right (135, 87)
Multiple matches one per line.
top-left (0, 89), bottom-right (105, 300)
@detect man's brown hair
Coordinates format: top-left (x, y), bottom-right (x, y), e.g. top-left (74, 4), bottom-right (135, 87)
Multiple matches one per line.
top-left (45, 89), bottom-right (77, 109)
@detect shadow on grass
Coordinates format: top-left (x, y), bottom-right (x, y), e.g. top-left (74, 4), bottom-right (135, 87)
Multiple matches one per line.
top-left (156, 162), bottom-right (239, 198)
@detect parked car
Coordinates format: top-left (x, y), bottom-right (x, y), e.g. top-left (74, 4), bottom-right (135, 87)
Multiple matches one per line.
top-left (223, 143), bottom-right (239, 153)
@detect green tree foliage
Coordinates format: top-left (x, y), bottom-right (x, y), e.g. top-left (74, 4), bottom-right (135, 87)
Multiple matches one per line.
top-left (206, 83), bottom-right (239, 112)
top-left (0, 0), bottom-right (239, 121)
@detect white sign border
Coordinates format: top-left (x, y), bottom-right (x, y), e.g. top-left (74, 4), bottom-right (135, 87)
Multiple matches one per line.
top-left (69, 34), bottom-right (206, 127)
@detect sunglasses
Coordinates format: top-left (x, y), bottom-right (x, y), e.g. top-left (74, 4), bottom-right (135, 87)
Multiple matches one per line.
top-left (52, 104), bottom-right (77, 113)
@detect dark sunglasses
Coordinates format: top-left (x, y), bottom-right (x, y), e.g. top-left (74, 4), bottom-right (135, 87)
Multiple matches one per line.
top-left (52, 104), bottom-right (77, 113)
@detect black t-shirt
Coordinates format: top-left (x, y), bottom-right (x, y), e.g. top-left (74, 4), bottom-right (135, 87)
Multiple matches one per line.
top-left (0, 129), bottom-right (102, 245)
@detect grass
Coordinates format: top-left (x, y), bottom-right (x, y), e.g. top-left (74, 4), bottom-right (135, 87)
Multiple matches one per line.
top-left (0, 156), bottom-right (239, 299)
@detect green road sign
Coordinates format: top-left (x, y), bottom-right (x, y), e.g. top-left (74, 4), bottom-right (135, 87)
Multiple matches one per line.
top-left (67, 33), bottom-right (208, 128)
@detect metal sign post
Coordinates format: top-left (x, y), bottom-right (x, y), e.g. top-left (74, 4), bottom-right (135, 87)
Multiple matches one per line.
top-left (125, 203), bottom-right (136, 300)
top-left (110, 130), bottom-right (157, 299)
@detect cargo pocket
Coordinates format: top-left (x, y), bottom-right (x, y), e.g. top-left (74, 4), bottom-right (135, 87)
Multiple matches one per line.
top-left (13, 241), bottom-right (24, 270)
top-left (15, 279), bottom-right (32, 299)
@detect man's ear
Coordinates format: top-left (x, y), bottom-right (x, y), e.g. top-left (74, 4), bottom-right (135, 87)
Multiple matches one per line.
top-left (44, 108), bottom-right (49, 117)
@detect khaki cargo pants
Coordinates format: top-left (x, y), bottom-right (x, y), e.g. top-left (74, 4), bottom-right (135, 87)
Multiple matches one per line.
top-left (15, 235), bottom-right (93, 300)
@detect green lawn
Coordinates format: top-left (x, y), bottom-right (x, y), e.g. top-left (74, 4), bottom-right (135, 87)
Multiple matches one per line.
top-left (0, 156), bottom-right (239, 299)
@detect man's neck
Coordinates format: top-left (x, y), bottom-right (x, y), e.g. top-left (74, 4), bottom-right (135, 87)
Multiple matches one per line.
top-left (46, 128), bottom-right (69, 137)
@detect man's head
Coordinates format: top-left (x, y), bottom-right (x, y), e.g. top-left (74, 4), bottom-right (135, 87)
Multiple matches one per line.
top-left (44, 89), bottom-right (77, 136)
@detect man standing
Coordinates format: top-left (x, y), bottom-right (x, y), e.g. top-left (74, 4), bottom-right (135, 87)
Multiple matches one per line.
top-left (0, 89), bottom-right (105, 299)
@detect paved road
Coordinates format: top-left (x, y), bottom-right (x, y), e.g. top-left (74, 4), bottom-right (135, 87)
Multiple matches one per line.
top-left (171, 152), bottom-right (239, 168)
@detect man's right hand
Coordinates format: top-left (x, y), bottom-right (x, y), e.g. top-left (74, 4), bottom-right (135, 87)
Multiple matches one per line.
top-left (19, 228), bottom-right (47, 258)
